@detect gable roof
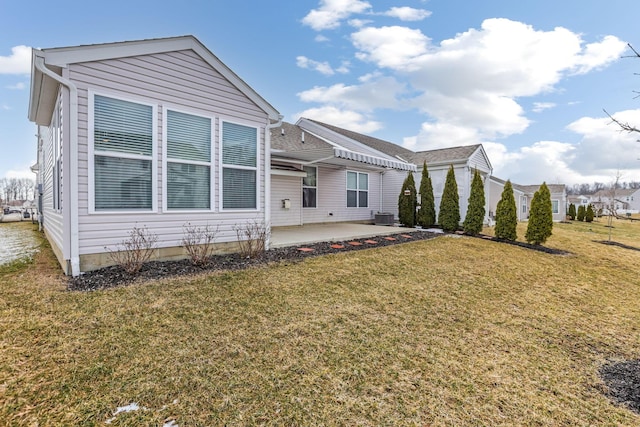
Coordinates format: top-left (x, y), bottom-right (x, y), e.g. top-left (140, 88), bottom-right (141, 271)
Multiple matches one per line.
top-left (410, 144), bottom-right (483, 165)
top-left (29, 35), bottom-right (280, 126)
top-left (305, 119), bottom-right (415, 161)
top-left (271, 122), bottom-right (416, 171)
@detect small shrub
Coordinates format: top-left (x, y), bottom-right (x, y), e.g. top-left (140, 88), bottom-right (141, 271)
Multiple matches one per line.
top-left (585, 204), bottom-right (595, 222)
top-left (463, 169), bottom-right (485, 235)
top-left (417, 162), bottom-right (436, 228)
top-left (106, 226), bottom-right (158, 275)
top-left (525, 182), bottom-right (553, 245)
top-left (234, 219), bottom-right (270, 259)
top-left (398, 171), bottom-right (417, 227)
top-left (182, 222), bottom-right (219, 266)
top-left (495, 180), bottom-right (517, 240)
top-left (577, 205), bottom-right (586, 222)
top-left (568, 203), bottom-right (576, 220)
top-left (439, 165), bottom-right (460, 232)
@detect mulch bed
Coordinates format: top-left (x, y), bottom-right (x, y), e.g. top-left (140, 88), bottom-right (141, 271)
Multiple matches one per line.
top-left (67, 229), bottom-right (569, 292)
top-left (600, 359), bottom-right (640, 414)
top-left (594, 240), bottom-right (640, 252)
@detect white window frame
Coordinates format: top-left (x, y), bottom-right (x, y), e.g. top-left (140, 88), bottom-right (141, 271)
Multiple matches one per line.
top-left (346, 170), bottom-right (368, 208)
top-left (302, 165), bottom-right (317, 209)
top-left (218, 118), bottom-right (260, 212)
top-left (162, 106), bottom-right (215, 212)
top-left (551, 199), bottom-right (559, 214)
top-left (88, 90), bottom-right (158, 214)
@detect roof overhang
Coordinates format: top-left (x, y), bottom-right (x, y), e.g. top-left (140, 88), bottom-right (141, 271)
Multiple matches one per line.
top-left (271, 147), bottom-right (416, 172)
top-left (333, 147), bottom-right (416, 171)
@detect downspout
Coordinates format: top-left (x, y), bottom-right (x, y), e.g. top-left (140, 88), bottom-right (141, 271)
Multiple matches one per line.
top-left (264, 115), bottom-right (284, 250)
top-left (34, 56), bottom-right (80, 276)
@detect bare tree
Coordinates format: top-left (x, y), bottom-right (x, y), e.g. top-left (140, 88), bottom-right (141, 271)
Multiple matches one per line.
top-left (604, 43), bottom-right (640, 135)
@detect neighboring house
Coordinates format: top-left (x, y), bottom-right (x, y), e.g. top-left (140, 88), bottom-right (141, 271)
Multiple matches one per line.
top-left (275, 119), bottom-right (494, 224)
top-left (29, 36), bottom-right (281, 276)
top-left (489, 178), bottom-right (567, 222)
top-left (410, 145), bottom-right (493, 224)
top-left (590, 188), bottom-right (640, 214)
top-left (567, 195), bottom-right (590, 213)
top-left (269, 120), bottom-right (416, 226)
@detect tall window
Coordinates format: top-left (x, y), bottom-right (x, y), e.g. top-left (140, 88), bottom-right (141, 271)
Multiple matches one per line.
top-left (92, 94), bottom-right (154, 211)
top-left (302, 166), bottom-right (317, 208)
top-left (165, 110), bottom-right (212, 210)
top-left (552, 200), bottom-right (559, 214)
top-left (221, 121), bottom-right (258, 210)
top-left (347, 171), bottom-right (368, 208)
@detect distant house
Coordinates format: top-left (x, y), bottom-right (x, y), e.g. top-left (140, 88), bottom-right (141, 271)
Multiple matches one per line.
top-left (29, 36), bottom-right (281, 276)
top-left (489, 178), bottom-right (567, 222)
top-left (590, 188), bottom-right (640, 214)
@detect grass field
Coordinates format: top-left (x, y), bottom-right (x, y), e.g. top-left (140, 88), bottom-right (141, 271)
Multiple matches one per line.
top-left (1, 219), bottom-right (639, 425)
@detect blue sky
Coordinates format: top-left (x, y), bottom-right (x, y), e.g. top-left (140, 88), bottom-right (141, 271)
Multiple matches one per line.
top-left (1, 0), bottom-right (639, 187)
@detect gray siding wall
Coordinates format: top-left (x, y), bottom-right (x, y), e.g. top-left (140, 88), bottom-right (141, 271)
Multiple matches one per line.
top-left (40, 91), bottom-right (65, 256)
top-left (302, 165), bottom-right (380, 224)
top-left (271, 174), bottom-right (302, 227)
top-left (422, 164), bottom-right (469, 224)
top-left (68, 50), bottom-right (269, 256)
top-left (381, 169), bottom-right (408, 219)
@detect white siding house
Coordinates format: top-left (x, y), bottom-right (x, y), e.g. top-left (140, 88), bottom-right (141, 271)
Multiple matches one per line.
top-left (29, 36), bottom-right (281, 276)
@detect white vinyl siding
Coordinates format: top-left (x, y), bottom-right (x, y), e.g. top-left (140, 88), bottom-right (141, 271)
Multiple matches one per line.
top-left (221, 120), bottom-right (258, 210)
top-left (164, 109), bottom-right (213, 210)
top-left (302, 166), bottom-right (317, 208)
top-left (90, 93), bottom-right (156, 211)
top-left (347, 171), bottom-right (368, 208)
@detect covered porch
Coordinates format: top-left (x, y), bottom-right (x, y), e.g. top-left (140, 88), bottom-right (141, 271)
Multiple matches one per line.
top-left (270, 222), bottom-right (417, 248)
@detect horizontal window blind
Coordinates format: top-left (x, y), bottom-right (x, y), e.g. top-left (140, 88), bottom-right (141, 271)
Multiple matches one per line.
top-left (222, 121), bottom-right (257, 167)
top-left (95, 156), bottom-right (152, 210)
top-left (223, 168), bottom-right (256, 209)
top-left (167, 110), bottom-right (211, 162)
top-left (94, 95), bottom-right (153, 156)
top-left (167, 162), bottom-right (210, 209)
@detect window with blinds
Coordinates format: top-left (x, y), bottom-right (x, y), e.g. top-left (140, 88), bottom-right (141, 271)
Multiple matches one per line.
top-left (347, 171), bottom-right (368, 208)
top-left (93, 94), bottom-right (154, 211)
top-left (166, 110), bottom-right (212, 210)
top-left (221, 121), bottom-right (258, 209)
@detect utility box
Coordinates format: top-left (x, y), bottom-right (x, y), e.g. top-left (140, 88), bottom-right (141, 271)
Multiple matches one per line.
top-left (282, 199), bottom-right (291, 209)
top-left (374, 212), bottom-right (394, 226)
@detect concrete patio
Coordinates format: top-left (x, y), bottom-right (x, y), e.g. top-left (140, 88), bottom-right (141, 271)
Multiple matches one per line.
top-left (270, 222), bottom-right (419, 248)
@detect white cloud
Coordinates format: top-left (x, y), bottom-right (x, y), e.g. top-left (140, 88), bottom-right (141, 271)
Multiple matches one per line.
top-left (297, 75), bottom-right (406, 111)
top-left (350, 18), bottom-right (626, 146)
top-left (352, 26), bottom-right (430, 71)
top-left (302, 0), bottom-right (371, 31)
top-left (348, 18), bottom-right (373, 28)
top-left (296, 56), bottom-right (347, 76)
top-left (315, 34), bottom-right (330, 43)
top-left (294, 106), bottom-right (382, 133)
top-left (5, 167), bottom-right (36, 179)
top-left (1, 104), bottom-right (11, 110)
top-left (383, 7), bottom-right (432, 21)
top-left (532, 102), bottom-right (556, 113)
top-left (0, 45), bottom-right (31, 74)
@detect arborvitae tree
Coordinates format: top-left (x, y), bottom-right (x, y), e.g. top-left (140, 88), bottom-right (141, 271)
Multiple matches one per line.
top-left (577, 205), bottom-right (586, 221)
top-left (439, 165), bottom-right (460, 232)
top-left (585, 204), bottom-right (595, 222)
top-left (495, 180), bottom-right (518, 240)
top-left (568, 203), bottom-right (576, 220)
top-left (525, 182), bottom-right (553, 245)
top-left (463, 169), bottom-right (486, 235)
top-left (416, 162), bottom-right (436, 228)
top-left (398, 171), bottom-right (417, 227)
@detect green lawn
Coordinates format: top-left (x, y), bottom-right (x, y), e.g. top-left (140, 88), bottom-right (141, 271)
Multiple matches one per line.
top-left (1, 219), bottom-right (639, 425)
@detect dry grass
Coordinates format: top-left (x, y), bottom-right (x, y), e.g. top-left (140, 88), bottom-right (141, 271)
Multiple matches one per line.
top-left (1, 219), bottom-right (640, 425)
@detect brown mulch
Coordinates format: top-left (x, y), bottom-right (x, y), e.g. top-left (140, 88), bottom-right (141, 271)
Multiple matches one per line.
top-left (595, 240), bottom-right (640, 252)
top-left (67, 229), bottom-right (569, 292)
